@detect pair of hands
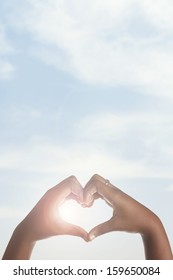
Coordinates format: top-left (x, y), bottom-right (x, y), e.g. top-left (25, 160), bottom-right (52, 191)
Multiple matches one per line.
top-left (3, 174), bottom-right (173, 259)
top-left (16, 174), bottom-right (158, 243)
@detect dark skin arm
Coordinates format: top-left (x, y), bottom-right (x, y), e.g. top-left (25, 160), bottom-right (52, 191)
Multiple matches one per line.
top-left (84, 174), bottom-right (173, 260)
top-left (2, 174), bottom-right (172, 260)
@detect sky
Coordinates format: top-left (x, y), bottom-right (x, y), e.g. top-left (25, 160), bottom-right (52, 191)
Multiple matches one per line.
top-left (0, 0), bottom-right (173, 259)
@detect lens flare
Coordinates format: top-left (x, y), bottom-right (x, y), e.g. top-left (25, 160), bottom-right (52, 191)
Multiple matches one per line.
top-left (59, 200), bottom-right (80, 224)
top-left (59, 199), bottom-right (113, 232)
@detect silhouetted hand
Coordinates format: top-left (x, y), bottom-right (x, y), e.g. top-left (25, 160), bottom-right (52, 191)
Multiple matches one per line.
top-left (84, 174), bottom-right (173, 260)
top-left (2, 176), bottom-right (88, 259)
top-left (19, 176), bottom-right (88, 241)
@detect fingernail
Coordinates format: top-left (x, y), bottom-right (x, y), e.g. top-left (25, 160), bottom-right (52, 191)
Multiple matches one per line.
top-left (83, 236), bottom-right (89, 242)
top-left (80, 202), bottom-right (87, 208)
top-left (89, 234), bottom-right (95, 241)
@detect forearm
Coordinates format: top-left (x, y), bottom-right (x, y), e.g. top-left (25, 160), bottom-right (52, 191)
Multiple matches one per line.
top-left (2, 224), bottom-right (35, 260)
top-left (141, 216), bottom-right (172, 260)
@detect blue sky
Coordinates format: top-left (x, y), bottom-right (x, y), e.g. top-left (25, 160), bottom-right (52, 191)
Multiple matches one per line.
top-left (0, 0), bottom-right (173, 259)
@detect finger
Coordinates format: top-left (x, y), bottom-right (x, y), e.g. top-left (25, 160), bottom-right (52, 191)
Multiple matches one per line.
top-left (83, 174), bottom-right (101, 206)
top-left (81, 193), bottom-right (102, 208)
top-left (84, 174), bottom-right (117, 206)
top-left (88, 219), bottom-right (115, 241)
top-left (50, 176), bottom-right (84, 204)
top-left (66, 193), bottom-right (82, 204)
top-left (61, 222), bottom-right (89, 242)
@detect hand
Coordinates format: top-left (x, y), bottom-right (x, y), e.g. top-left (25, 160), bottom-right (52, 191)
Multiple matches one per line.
top-left (83, 174), bottom-right (173, 259)
top-left (2, 176), bottom-right (88, 259)
top-left (84, 174), bottom-right (156, 238)
top-left (18, 176), bottom-right (88, 242)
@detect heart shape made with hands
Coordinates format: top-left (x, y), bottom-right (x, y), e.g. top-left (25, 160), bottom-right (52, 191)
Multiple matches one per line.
top-left (59, 197), bottom-right (113, 233)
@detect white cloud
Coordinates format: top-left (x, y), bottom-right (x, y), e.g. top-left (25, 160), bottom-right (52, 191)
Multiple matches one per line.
top-left (0, 206), bottom-right (22, 219)
top-left (167, 185), bottom-right (173, 192)
top-left (1, 108), bottom-right (173, 181)
top-left (7, 107), bottom-right (42, 123)
top-left (142, 0), bottom-right (173, 30)
top-left (75, 112), bottom-right (173, 176)
top-left (0, 24), bottom-right (14, 79)
top-left (76, 111), bottom-right (173, 142)
top-left (0, 24), bottom-right (12, 53)
top-left (5, 0), bottom-right (173, 96)
top-left (0, 143), bottom-right (139, 177)
top-left (0, 61), bottom-right (14, 79)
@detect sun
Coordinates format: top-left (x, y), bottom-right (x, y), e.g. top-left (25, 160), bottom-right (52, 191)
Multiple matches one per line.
top-left (59, 200), bottom-right (80, 224)
top-left (59, 199), bottom-right (113, 231)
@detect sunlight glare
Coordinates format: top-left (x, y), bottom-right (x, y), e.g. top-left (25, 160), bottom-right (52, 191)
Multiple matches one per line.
top-left (59, 199), bottom-right (113, 231)
top-left (59, 200), bottom-right (80, 225)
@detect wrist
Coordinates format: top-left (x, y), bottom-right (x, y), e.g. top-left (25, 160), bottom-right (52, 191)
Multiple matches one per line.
top-left (140, 214), bottom-right (172, 259)
top-left (2, 223), bottom-right (35, 260)
top-left (140, 212), bottom-right (162, 236)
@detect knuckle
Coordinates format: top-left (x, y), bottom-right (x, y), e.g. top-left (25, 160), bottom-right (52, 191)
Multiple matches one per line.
top-left (91, 174), bottom-right (101, 182)
top-left (68, 175), bottom-right (77, 183)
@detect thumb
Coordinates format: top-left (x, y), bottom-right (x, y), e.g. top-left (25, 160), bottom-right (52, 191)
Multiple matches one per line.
top-left (89, 219), bottom-right (114, 241)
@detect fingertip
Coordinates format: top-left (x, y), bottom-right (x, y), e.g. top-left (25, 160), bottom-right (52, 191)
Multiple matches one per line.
top-left (79, 231), bottom-right (90, 242)
top-left (89, 233), bottom-right (96, 241)
top-left (80, 202), bottom-right (87, 208)
top-left (71, 225), bottom-right (89, 242)
top-left (82, 234), bottom-right (90, 242)
top-left (83, 193), bottom-right (95, 207)
top-left (88, 228), bottom-right (97, 241)
top-left (76, 196), bottom-right (83, 205)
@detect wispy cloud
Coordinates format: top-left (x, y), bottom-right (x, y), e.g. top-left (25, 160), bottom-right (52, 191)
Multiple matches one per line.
top-left (0, 23), bottom-right (15, 79)
top-left (5, 0), bottom-right (173, 96)
top-left (0, 206), bottom-right (22, 219)
top-left (1, 108), bottom-right (173, 180)
top-left (75, 111), bottom-right (173, 177)
top-left (166, 185), bottom-right (173, 192)
top-left (0, 61), bottom-right (14, 79)
top-left (0, 142), bottom-right (147, 181)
